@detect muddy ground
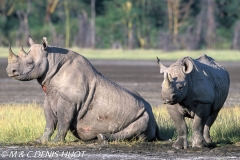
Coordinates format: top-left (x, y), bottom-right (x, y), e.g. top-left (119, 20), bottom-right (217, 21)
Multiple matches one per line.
top-left (0, 58), bottom-right (240, 159)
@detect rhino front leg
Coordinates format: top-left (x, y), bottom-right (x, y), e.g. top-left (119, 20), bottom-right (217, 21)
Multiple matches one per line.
top-left (36, 97), bottom-right (57, 143)
top-left (53, 97), bottom-right (75, 142)
top-left (167, 104), bottom-right (188, 149)
top-left (204, 110), bottom-right (220, 143)
top-left (192, 103), bottom-right (211, 148)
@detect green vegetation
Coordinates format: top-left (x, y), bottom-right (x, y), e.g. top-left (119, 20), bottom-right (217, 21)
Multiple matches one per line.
top-left (1, 0), bottom-right (240, 51)
top-left (1, 47), bottom-right (240, 61)
top-left (0, 103), bottom-right (240, 145)
top-left (153, 106), bottom-right (240, 144)
top-left (0, 103), bottom-right (77, 144)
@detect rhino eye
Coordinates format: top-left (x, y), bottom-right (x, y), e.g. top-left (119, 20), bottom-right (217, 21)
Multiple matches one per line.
top-left (176, 84), bottom-right (183, 91)
top-left (26, 60), bottom-right (34, 67)
top-left (179, 86), bottom-right (183, 91)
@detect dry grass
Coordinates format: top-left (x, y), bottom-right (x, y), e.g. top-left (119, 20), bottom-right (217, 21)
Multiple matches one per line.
top-left (0, 103), bottom-right (77, 144)
top-left (153, 105), bottom-right (240, 143)
top-left (0, 103), bottom-right (240, 144)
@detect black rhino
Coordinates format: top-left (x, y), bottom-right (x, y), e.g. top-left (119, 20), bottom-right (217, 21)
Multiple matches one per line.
top-left (157, 54), bottom-right (230, 149)
top-left (6, 37), bottom-right (162, 143)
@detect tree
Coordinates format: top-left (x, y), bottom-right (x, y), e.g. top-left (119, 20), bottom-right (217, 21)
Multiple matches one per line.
top-left (90, 0), bottom-right (96, 48)
top-left (232, 21), bottom-right (240, 50)
top-left (75, 11), bottom-right (91, 48)
top-left (16, 0), bottom-right (31, 46)
top-left (185, 0), bottom-right (217, 50)
top-left (45, 0), bottom-right (61, 46)
top-left (166, 0), bottom-right (193, 46)
top-left (64, 0), bottom-right (70, 47)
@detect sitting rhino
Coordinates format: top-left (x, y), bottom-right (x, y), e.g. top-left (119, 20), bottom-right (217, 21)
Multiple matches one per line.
top-left (6, 37), bottom-right (162, 143)
top-left (157, 54), bottom-right (230, 149)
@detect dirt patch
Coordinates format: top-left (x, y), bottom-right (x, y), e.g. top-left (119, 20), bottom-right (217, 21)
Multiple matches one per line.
top-left (1, 141), bottom-right (240, 159)
top-left (1, 59), bottom-right (239, 106)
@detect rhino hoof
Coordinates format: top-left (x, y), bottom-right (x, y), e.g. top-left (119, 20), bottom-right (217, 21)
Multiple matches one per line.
top-left (35, 138), bottom-right (49, 144)
top-left (172, 137), bottom-right (188, 149)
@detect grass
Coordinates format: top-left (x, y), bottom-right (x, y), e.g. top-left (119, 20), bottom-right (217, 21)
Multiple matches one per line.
top-left (1, 47), bottom-right (240, 61)
top-left (0, 103), bottom-right (77, 144)
top-left (0, 103), bottom-right (240, 145)
top-left (153, 106), bottom-right (240, 144)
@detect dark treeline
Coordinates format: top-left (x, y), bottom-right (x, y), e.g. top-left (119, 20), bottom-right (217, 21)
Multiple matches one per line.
top-left (1, 0), bottom-right (240, 50)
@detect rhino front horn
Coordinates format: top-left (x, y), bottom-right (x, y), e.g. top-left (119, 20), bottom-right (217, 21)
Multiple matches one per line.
top-left (163, 72), bottom-right (171, 88)
top-left (8, 44), bottom-right (18, 63)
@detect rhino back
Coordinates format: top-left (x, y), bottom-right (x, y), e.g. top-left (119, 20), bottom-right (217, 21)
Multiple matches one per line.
top-left (190, 55), bottom-right (230, 109)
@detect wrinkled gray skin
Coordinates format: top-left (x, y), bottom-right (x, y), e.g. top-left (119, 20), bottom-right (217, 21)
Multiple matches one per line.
top-left (157, 55), bottom-right (230, 149)
top-left (6, 37), bottom-right (162, 143)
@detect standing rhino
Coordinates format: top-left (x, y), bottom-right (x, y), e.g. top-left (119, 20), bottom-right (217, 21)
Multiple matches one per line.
top-left (6, 37), bottom-right (162, 143)
top-left (157, 54), bottom-right (230, 149)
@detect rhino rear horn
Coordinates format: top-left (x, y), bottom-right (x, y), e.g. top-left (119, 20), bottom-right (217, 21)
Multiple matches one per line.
top-left (28, 36), bottom-right (35, 46)
top-left (156, 57), bottom-right (167, 73)
top-left (18, 46), bottom-right (27, 57)
top-left (8, 44), bottom-right (18, 63)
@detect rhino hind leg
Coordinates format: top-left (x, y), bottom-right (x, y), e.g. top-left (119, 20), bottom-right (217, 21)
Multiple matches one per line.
top-left (204, 110), bottom-right (220, 143)
top-left (97, 111), bottom-right (155, 142)
top-left (167, 104), bottom-right (188, 149)
top-left (192, 103), bottom-right (211, 148)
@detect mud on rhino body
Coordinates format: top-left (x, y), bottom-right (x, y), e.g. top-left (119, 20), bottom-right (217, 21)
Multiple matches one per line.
top-left (6, 37), bottom-right (162, 143)
top-left (157, 55), bottom-right (230, 149)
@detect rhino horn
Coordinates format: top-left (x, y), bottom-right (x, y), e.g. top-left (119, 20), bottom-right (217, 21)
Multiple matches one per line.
top-left (163, 72), bottom-right (171, 88)
top-left (18, 46), bottom-right (27, 57)
top-left (156, 57), bottom-right (167, 73)
top-left (8, 44), bottom-right (18, 63)
top-left (28, 36), bottom-right (35, 46)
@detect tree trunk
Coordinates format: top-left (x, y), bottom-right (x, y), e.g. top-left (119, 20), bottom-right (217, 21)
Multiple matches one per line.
top-left (206, 0), bottom-right (216, 49)
top-left (232, 21), bottom-right (240, 50)
top-left (16, 0), bottom-right (31, 47)
top-left (64, 0), bottom-right (70, 48)
top-left (173, 0), bottom-right (180, 44)
top-left (90, 0), bottom-right (96, 49)
top-left (75, 11), bottom-right (91, 48)
top-left (186, 0), bottom-right (216, 50)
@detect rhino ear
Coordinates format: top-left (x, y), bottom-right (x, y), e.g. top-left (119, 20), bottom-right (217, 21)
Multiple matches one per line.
top-left (157, 57), bottom-right (167, 73)
top-left (28, 36), bottom-right (35, 46)
top-left (42, 37), bottom-right (49, 50)
top-left (182, 58), bottom-right (193, 74)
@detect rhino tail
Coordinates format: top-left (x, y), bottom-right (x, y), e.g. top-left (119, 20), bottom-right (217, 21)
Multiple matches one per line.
top-left (155, 125), bottom-right (168, 141)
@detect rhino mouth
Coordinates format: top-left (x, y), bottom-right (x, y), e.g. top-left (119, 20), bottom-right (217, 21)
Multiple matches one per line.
top-left (8, 74), bottom-right (20, 78)
top-left (164, 100), bottom-right (173, 104)
top-left (164, 99), bottom-right (177, 105)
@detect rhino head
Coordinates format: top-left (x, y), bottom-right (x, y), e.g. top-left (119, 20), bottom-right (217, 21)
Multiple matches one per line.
top-left (6, 37), bottom-right (49, 81)
top-left (157, 57), bottom-right (193, 105)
